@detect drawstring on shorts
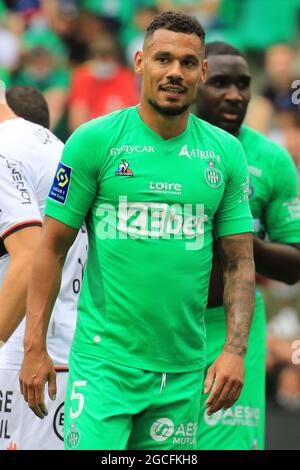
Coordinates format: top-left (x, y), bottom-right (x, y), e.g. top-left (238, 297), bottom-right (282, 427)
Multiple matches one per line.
top-left (160, 373), bottom-right (167, 393)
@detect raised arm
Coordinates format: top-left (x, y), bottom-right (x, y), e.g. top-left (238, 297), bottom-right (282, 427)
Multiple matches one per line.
top-left (204, 232), bottom-right (255, 415)
top-left (19, 216), bottom-right (78, 418)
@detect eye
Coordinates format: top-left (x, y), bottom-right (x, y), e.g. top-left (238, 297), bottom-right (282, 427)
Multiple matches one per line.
top-left (237, 79), bottom-right (250, 90)
top-left (157, 56), bottom-right (168, 64)
top-left (182, 59), bottom-right (196, 67)
top-left (211, 78), bottom-right (226, 88)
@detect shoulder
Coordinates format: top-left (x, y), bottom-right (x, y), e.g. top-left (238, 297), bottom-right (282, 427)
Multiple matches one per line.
top-left (69, 107), bottom-right (135, 142)
top-left (190, 113), bottom-right (242, 151)
top-left (64, 108), bottom-right (136, 164)
top-left (0, 119), bottom-right (63, 162)
top-left (240, 125), bottom-right (293, 164)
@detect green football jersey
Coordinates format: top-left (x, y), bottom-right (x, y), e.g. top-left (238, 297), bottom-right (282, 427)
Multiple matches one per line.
top-left (239, 125), bottom-right (300, 242)
top-left (199, 126), bottom-right (300, 450)
top-left (46, 106), bottom-right (253, 372)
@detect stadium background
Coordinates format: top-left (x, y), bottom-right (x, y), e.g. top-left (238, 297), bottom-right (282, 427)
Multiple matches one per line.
top-left (0, 0), bottom-right (299, 450)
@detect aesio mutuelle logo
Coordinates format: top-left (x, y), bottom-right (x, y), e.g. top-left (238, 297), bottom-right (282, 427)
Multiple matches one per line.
top-left (150, 418), bottom-right (197, 445)
top-left (204, 406), bottom-right (260, 427)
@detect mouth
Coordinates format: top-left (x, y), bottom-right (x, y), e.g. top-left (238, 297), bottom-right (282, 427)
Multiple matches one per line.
top-left (159, 84), bottom-right (186, 98)
top-left (221, 111), bottom-right (241, 121)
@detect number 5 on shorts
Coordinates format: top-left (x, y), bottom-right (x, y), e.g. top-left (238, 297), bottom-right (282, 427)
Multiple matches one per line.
top-left (69, 380), bottom-right (87, 419)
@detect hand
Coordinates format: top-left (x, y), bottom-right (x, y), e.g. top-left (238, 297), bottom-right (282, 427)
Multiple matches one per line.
top-left (204, 350), bottom-right (244, 415)
top-left (19, 350), bottom-right (57, 419)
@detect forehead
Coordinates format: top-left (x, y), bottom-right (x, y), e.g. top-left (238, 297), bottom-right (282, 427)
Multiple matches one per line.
top-left (144, 28), bottom-right (203, 57)
top-left (207, 55), bottom-right (250, 78)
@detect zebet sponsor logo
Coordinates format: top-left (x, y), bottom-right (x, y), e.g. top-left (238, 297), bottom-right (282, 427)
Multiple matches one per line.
top-left (204, 406), bottom-right (260, 427)
top-left (110, 145), bottom-right (155, 155)
top-left (149, 181), bottom-right (182, 195)
top-left (179, 144), bottom-right (221, 163)
top-left (95, 196), bottom-right (205, 250)
top-left (150, 418), bottom-right (198, 445)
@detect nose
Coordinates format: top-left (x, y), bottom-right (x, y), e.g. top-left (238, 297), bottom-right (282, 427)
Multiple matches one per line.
top-left (166, 60), bottom-right (184, 81)
top-left (224, 84), bottom-right (242, 102)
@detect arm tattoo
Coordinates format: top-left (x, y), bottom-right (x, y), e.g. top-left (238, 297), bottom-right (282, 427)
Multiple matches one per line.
top-left (218, 234), bottom-right (255, 357)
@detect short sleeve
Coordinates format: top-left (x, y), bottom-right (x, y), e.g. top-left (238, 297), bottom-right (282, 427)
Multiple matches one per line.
top-left (0, 156), bottom-right (42, 238)
top-left (265, 147), bottom-right (300, 243)
top-left (214, 139), bottom-right (253, 238)
top-left (45, 122), bottom-right (100, 229)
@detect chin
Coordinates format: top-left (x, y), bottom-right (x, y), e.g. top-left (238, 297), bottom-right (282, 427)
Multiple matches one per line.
top-left (149, 98), bottom-right (190, 117)
top-left (220, 121), bottom-right (241, 135)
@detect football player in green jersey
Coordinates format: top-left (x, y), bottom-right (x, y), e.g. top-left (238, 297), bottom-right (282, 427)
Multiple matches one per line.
top-left (196, 41), bottom-right (300, 450)
top-left (20, 14), bottom-right (256, 450)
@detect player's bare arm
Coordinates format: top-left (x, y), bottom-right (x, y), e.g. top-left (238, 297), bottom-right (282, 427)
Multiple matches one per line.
top-left (0, 226), bottom-right (41, 343)
top-left (205, 232), bottom-right (255, 415)
top-left (19, 216), bottom-right (78, 419)
top-left (253, 239), bottom-right (300, 285)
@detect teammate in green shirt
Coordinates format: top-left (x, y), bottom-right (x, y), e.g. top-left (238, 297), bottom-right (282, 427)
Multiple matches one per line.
top-left (196, 41), bottom-right (300, 450)
top-left (19, 13), bottom-right (255, 450)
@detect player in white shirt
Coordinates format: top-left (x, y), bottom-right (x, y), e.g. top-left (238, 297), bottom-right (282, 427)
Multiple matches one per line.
top-left (0, 84), bottom-right (87, 450)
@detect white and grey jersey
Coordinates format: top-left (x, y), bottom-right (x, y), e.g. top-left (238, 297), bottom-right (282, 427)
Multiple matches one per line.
top-left (0, 118), bottom-right (87, 368)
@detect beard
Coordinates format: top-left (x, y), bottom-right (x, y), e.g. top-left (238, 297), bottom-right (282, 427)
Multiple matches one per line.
top-left (148, 98), bottom-right (190, 116)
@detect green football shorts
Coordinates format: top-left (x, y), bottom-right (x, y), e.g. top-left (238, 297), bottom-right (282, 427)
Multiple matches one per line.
top-left (197, 292), bottom-right (266, 450)
top-left (64, 351), bottom-right (204, 450)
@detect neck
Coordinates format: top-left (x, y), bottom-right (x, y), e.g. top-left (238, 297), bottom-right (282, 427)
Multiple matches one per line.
top-left (0, 104), bottom-right (18, 123)
top-left (138, 98), bottom-right (189, 140)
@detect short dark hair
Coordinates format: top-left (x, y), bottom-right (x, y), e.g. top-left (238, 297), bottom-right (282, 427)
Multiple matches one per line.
top-left (205, 41), bottom-right (244, 59)
top-left (145, 11), bottom-right (205, 44)
top-left (6, 86), bottom-right (50, 129)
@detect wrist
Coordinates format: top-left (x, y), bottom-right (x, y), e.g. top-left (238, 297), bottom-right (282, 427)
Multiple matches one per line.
top-left (24, 337), bottom-right (46, 354)
top-left (223, 343), bottom-right (247, 358)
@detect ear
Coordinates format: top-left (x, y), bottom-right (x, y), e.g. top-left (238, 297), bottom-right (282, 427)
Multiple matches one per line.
top-left (134, 50), bottom-right (143, 76)
top-left (200, 59), bottom-right (208, 84)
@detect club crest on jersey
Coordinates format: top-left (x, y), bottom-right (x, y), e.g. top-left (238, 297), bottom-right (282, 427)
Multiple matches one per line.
top-left (48, 162), bottom-right (72, 204)
top-left (115, 159), bottom-right (133, 176)
top-left (204, 161), bottom-right (223, 189)
top-left (66, 423), bottom-right (81, 449)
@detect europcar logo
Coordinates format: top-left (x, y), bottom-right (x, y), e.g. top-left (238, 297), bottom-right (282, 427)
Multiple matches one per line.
top-left (48, 162), bottom-right (72, 204)
top-left (110, 145), bottom-right (155, 155)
